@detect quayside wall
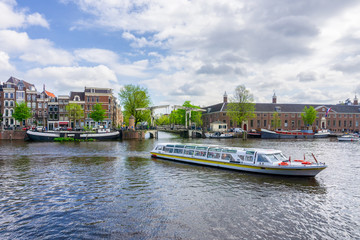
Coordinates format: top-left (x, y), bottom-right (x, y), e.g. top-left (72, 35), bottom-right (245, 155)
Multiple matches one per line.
top-left (0, 130), bottom-right (27, 140)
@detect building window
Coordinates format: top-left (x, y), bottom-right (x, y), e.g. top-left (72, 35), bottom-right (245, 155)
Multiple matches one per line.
top-left (32, 102), bottom-right (36, 108)
top-left (10, 101), bottom-right (14, 107)
top-left (5, 101), bottom-right (8, 107)
top-left (250, 120), bottom-right (253, 128)
top-left (10, 93), bottom-right (14, 98)
top-left (97, 97), bottom-right (99, 103)
top-left (344, 121), bottom-right (347, 127)
top-left (39, 103), bottom-right (42, 108)
top-left (5, 93), bottom-right (9, 98)
top-left (284, 120), bottom-right (288, 127)
top-left (333, 120), bottom-right (336, 127)
top-left (263, 120), bottom-right (267, 127)
top-left (339, 120), bottom-right (341, 127)
top-left (32, 95), bottom-right (36, 101)
top-left (27, 95), bottom-right (31, 101)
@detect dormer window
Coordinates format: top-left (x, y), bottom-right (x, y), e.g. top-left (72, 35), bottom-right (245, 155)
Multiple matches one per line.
top-left (275, 106), bottom-right (281, 112)
top-left (74, 95), bottom-right (80, 101)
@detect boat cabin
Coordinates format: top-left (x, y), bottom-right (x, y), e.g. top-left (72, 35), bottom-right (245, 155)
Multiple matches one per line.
top-left (154, 143), bottom-right (287, 165)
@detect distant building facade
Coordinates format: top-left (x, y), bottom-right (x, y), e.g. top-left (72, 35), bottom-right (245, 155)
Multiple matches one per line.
top-left (0, 76), bottom-right (122, 130)
top-left (203, 92), bottom-right (360, 133)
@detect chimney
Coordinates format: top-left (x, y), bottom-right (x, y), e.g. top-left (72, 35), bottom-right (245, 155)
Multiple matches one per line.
top-left (223, 91), bottom-right (228, 103)
top-left (43, 84), bottom-right (45, 91)
top-left (272, 91), bottom-right (277, 104)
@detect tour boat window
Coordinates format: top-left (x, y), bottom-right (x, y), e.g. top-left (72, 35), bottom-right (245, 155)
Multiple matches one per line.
top-left (164, 147), bottom-right (174, 153)
top-left (221, 153), bottom-right (234, 161)
top-left (184, 150), bottom-right (194, 155)
top-left (207, 152), bottom-right (220, 159)
top-left (257, 154), bottom-right (269, 163)
top-left (195, 151), bottom-right (206, 157)
top-left (166, 144), bottom-right (175, 148)
top-left (245, 155), bottom-right (253, 162)
top-left (175, 145), bottom-right (185, 148)
top-left (156, 146), bottom-right (164, 150)
top-left (274, 153), bottom-right (287, 161)
top-left (223, 149), bottom-right (237, 153)
top-left (196, 146), bottom-right (207, 150)
top-left (185, 146), bottom-right (196, 149)
top-left (209, 148), bottom-right (222, 152)
top-left (174, 149), bottom-right (184, 154)
top-left (238, 155), bottom-right (245, 161)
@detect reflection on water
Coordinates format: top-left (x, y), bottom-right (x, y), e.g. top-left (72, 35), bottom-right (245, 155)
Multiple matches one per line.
top-left (0, 134), bottom-right (359, 239)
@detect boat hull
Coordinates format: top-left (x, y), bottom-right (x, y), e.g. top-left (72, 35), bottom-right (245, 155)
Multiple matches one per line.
top-left (26, 130), bottom-right (120, 141)
top-left (261, 129), bottom-right (315, 139)
top-left (151, 152), bottom-right (326, 177)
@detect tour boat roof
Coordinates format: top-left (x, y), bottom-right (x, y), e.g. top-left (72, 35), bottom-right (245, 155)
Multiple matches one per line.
top-left (157, 143), bottom-right (282, 154)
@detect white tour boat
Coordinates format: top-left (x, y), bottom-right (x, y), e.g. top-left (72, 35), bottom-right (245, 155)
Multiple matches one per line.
top-left (337, 134), bottom-right (359, 142)
top-left (150, 143), bottom-right (327, 177)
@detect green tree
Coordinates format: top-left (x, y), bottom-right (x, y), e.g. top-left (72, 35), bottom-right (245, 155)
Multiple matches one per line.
top-left (66, 103), bottom-right (84, 128)
top-left (155, 114), bottom-right (170, 126)
top-left (12, 102), bottom-right (32, 127)
top-left (169, 101), bottom-right (203, 127)
top-left (271, 111), bottom-right (281, 130)
top-left (301, 106), bottom-right (317, 127)
top-left (226, 85), bottom-right (255, 127)
top-left (89, 103), bottom-right (106, 124)
top-left (118, 84), bottom-right (151, 126)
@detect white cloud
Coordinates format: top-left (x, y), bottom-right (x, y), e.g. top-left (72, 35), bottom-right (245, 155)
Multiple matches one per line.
top-left (0, 1), bottom-right (49, 29)
top-left (25, 65), bottom-right (119, 95)
top-left (0, 30), bottom-right (73, 66)
top-left (0, 51), bottom-right (15, 71)
top-left (3, 0), bottom-right (360, 107)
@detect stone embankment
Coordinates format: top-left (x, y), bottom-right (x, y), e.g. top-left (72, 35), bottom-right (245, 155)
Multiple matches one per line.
top-left (0, 130), bottom-right (27, 140)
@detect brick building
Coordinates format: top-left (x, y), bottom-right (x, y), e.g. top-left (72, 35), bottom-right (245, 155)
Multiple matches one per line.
top-left (0, 77), bottom-right (36, 128)
top-left (84, 87), bottom-right (115, 129)
top-left (202, 92), bottom-right (360, 133)
top-left (1, 77), bottom-right (122, 130)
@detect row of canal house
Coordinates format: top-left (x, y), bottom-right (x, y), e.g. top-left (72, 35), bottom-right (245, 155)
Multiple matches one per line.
top-left (202, 92), bottom-right (360, 133)
top-left (0, 76), bottom-right (123, 130)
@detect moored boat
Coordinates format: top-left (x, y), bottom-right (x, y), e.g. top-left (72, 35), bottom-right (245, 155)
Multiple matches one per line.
top-left (205, 132), bottom-right (233, 138)
top-left (150, 143), bottom-right (327, 177)
top-left (337, 134), bottom-right (359, 142)
top-left (261, 129), bottom-right (315, 139)
top-left (26, 130), bottom-right (120, 141)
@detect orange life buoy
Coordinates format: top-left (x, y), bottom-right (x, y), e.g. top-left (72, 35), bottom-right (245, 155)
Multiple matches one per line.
top-left (294, 160), bottom-right (304, 162)
top-left (301, 161), bottom-right (312, 165)
top-left (279, 162), bottom-right (289, 166)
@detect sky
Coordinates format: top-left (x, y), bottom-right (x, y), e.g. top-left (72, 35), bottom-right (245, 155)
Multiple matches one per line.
top-left (1, 0), bottom-right (360, 108)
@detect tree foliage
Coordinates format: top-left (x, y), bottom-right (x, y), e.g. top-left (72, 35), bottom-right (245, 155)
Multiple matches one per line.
top-left (118, 84), bottom-right (151, 126)
top-left (170, 101), bottom-right (203, 127)
top-left (66, 103), bottom-right (84, 127)
top-left (89, 103), bottom-right (106, 123)
top-left (155, 114), bottom-right (170, 126)
top-left (301, 106), bottom-right (317, 126)
top-left (12, 102), bottom-right (32, 126)
top-left (271, 111), bottom-right (281, 130)
top-left (226, 85), bottom-right (255, 126)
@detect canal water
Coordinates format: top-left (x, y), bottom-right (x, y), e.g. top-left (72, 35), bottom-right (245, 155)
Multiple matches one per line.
top-left (0, 132), bottom-right (359, 239)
